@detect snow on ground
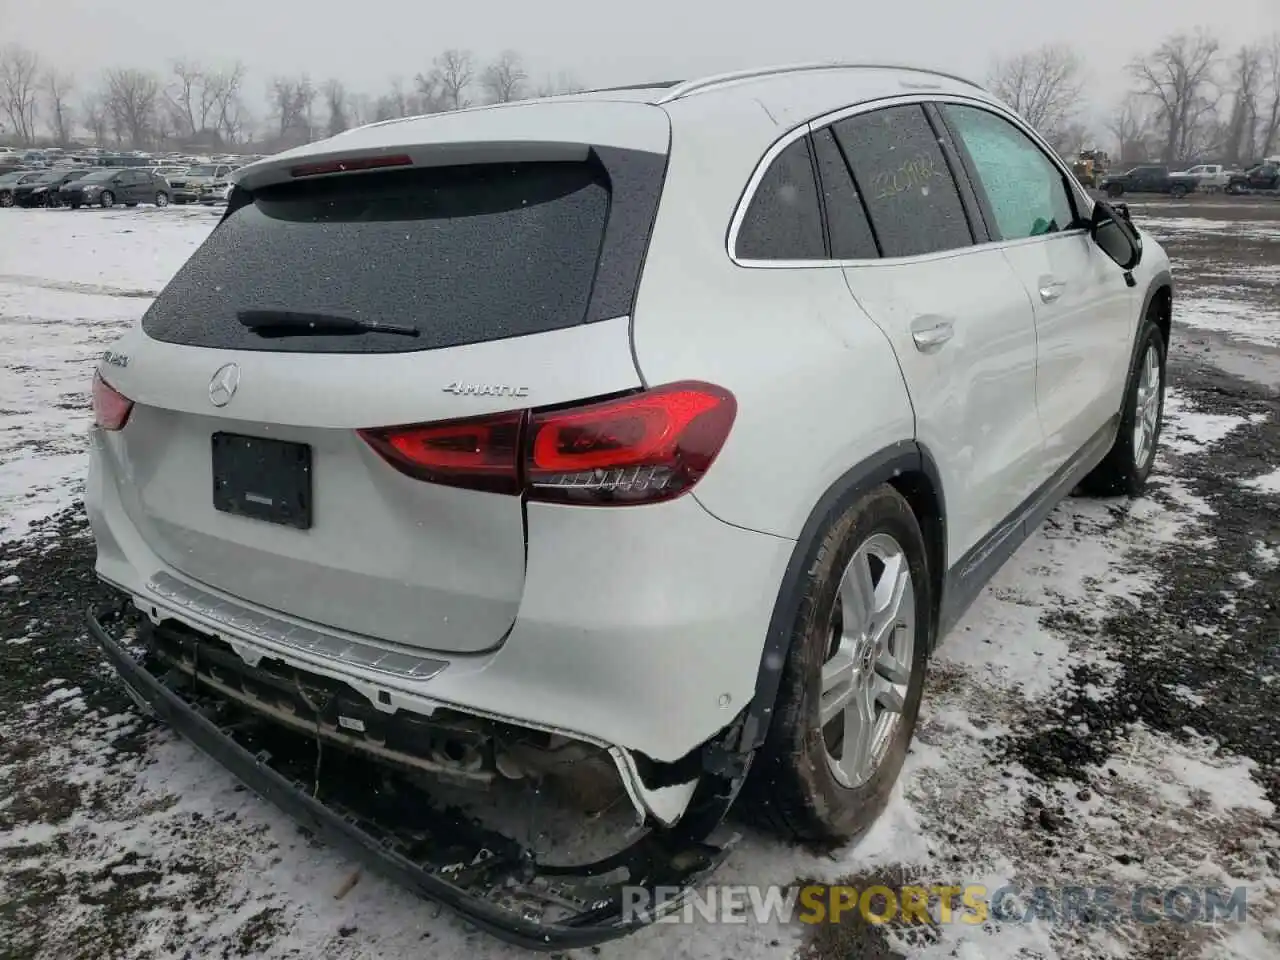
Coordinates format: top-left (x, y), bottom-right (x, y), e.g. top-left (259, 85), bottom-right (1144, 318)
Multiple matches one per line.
top-left (0, 207), bottom-right (219, 543)
top-left (2, 205), bottom-right (1279, 960)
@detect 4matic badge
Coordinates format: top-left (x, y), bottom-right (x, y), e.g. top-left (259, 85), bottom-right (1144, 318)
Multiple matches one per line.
top-left (442, 381), bottom-right (529, 398)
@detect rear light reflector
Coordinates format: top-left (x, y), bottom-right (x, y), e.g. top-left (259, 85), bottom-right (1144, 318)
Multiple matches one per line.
top-left (358, 381), bottom-right (736, 506)
top-left (358, 412), bottom-right (523, 495)
top-left (92, 371), bottom-right (134, 431)
top-left (289, 154), bottom-right (413, 178)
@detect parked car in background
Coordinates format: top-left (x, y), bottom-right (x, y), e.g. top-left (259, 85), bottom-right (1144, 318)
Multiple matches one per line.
top-left (168, 163), bottom-right (236, 203)
top-left (1226, 162), bottom-right (1280, 194)
top-left (14, 168), bottom-right (90, 207)
top-left (1098, 165), bottom-right (1197, 198)
top-left (60, 168), bottom-right (171, 209)
top-left (197, 172), bottom-right (237, 204)
top-left (0, 170), bottom-right (46, 206)
top-left (1174, 163), bottom-right (1231, 192)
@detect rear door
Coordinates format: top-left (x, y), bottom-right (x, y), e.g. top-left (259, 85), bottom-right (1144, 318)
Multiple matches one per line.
top-left (937, 102), bottom-right (1134, 469)
top-left (104, 114), bottom-right (669, 655)
top-left (117, 169), bottom-right (142, 201)
top-left (828, 103), bottom-right (1046, 564)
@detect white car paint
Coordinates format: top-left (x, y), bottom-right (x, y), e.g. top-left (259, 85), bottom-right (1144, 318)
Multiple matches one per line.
top-left (86, 63), bottom-right (1171, 828)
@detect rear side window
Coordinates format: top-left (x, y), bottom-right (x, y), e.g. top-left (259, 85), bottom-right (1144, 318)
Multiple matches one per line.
top-left (143, 161), bottom-right (619, 353)
top-left (811, 127), bottom-right (878, 259)
top-left (735, 137), bottom-right (824, 260)
top-left (833, 105), bottom-right (973, 258)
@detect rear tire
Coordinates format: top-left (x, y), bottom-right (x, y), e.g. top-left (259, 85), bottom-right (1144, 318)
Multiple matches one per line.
top-left (741, 485), bottom-right (931, 842)
top-left (1106, 183), bottom-right (1124, 198)
top-left (1079, 314), bottom-right (1167, 498)
top-left (100, 191), bottom-right (115, 208)
top-left (155, 191), bottom-right (169, 207)
top-left (1171, 184), bottom-right (1188, 199)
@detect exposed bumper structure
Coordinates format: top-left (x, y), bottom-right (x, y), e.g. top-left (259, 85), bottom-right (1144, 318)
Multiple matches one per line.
top-left (88, 606), bottom-right (742, 950)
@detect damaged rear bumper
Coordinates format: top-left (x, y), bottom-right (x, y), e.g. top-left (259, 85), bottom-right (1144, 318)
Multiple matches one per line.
top-left (87, 607), bottom-right (742, 950)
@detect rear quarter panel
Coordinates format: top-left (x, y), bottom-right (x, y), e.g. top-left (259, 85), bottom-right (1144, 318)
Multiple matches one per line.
top-left (631, 101), bottom-right (916, 540)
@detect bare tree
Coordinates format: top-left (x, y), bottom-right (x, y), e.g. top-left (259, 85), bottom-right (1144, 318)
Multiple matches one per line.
top-left (1221, 46), bottom-right (1264, 164)
top-left (268, 75), bottom-right (316, 144)
top-left (988, 43), bottom-right (1084, 143)
top-left (169, 59), bottom-right (219, 139)
top-left (43, 68), bottom-right (74, 145)
top-left (1107, 93), bottom-right (1154, 162)
top-left (81, 91), bottom-right (109, 145)
top-left (1129, 29), bottom-right (1222, 163)
top-left (104, 68), bottom-right (160, 148)
top-left (481, 50), bottom-right (527, 104)
top-left (0, 44), bottom-right (41, 145)
top-left (209, 62), bottom-right (247, 145)
top-left (534, 70), bottom-right (584, 98)
top-left (1261, 34), bottom-right (1280, 158)
top-left (348, 91), bottom-right (374, 128)
top-left (429, 49), bottom-right (474, 110)
top-left (325, 79), bottom-right (350, 136)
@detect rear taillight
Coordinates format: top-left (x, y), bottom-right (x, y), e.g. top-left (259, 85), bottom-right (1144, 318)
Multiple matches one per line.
top-left (92, 371), bottom-right (133, 431)
top-left (358, 381), bottom-right (736, 506)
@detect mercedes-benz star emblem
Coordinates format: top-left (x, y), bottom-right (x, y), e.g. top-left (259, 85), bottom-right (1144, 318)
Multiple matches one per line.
top-left (208, 362), bottom-right (241, 407)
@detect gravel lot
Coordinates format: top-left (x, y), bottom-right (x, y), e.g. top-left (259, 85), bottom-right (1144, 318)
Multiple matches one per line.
top-left (0, 199), bottom-right (1277, 960)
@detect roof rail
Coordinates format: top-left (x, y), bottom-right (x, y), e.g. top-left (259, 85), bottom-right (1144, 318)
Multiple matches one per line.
top-left (575, 79), bottom-right (685, 95)
top-left (655, 62), bottom-right (985, 103)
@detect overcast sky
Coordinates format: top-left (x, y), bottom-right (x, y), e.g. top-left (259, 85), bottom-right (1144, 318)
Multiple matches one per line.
top-left (5, 0), bottom-right (1279, 109)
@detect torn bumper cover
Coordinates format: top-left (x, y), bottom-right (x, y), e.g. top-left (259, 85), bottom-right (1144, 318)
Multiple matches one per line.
top-left (87, 607), bottom-right (743, 950)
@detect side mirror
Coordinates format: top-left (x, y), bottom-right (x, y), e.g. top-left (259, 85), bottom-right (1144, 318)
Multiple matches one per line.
top-left (1090, 200), bottom-right (1142, 273)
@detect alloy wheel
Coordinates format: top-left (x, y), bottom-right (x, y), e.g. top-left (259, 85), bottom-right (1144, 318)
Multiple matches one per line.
top-left (819, 533), bottom-right (915, 789)
top-left (1132, 343), bottom-right (1162, 469)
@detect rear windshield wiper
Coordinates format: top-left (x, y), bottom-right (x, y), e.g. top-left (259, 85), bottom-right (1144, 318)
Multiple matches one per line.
top-left (237, 310), bottom-right (419, 338)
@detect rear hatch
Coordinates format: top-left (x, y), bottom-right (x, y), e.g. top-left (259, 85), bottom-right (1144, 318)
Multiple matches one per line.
top-left (111, 101), bottom-right (670, 655)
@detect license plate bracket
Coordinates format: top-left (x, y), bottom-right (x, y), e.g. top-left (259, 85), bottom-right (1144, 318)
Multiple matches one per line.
top-left (212, 432), bottom-right (312, 530)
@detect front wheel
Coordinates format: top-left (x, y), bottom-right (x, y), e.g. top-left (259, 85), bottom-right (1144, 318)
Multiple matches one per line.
top-left (155, 191), bottom-right (169, 207)
top-left (1171, 184), bottom-right (1188, 199)
top-left (742, 485), bottom-right (931, 842)
top-left (1079, 316), bottom-right (1167, 497)
top-left (1106, 183), bottom-right (1124, 198)
top-left (99, 191), bottom-right (115, 208)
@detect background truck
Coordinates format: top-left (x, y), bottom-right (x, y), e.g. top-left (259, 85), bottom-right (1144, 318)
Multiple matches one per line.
top-left (1226, 162), bottom-right (1280, 195)
top-left (1098, 164), bottom-right (1199, 198)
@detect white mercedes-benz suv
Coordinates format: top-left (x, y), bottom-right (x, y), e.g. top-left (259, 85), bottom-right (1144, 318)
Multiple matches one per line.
top-left (86, 62), bottom-right (1171, 947)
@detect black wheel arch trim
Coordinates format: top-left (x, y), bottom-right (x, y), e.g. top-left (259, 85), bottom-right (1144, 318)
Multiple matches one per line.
top-left (738, 440), bottom-right (945, 752)
top-left (1132, 269), bottom-right (1173, 370)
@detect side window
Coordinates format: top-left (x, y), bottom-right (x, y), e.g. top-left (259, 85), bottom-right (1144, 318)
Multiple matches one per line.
top-left (735, 137), bottom-right (824, 261)
top-left (833, 105), bottom-right (973, 258)
top-left (811, 127), bottom-right (878, 259)
top-left (942, 104), bottom-right (1076, 241)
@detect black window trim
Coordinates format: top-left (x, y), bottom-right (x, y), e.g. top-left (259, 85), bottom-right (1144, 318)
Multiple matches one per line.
top-left (728, 92), bottom-right (1095, 267)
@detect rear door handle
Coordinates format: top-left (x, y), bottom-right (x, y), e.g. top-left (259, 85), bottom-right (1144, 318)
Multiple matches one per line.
top-left (1039, 278), bottom-right (1066, 303)
top-left (910, 315), bottom-right (954, 352)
